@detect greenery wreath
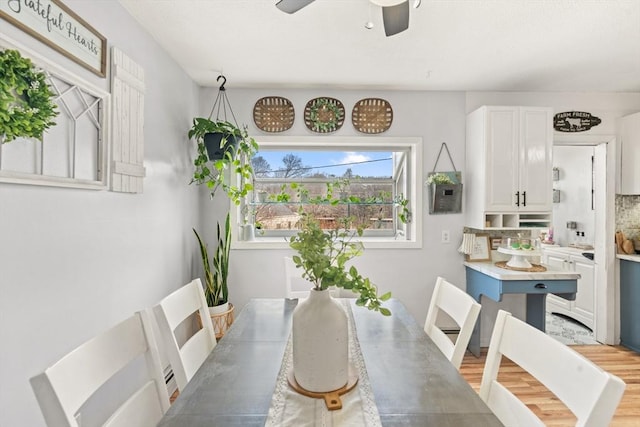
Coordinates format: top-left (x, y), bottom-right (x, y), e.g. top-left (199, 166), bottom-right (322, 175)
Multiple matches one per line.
top-left (306, 97), bottom-right (344, 133)
top-left (0, 49), bottom-right (58, 143)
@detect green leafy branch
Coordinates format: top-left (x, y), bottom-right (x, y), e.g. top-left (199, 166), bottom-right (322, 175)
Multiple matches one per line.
top-left (0, 49), bottom-right (58, 143)
top-left (288, 212), bottom-right (391, 315)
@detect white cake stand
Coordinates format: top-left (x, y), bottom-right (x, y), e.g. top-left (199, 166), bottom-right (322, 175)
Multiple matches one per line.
top-left (497, 246), bottom-right (541, 269)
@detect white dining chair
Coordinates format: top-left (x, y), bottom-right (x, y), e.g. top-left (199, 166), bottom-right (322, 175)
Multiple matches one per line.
top-left (479, 310), bottom-right (626, 427)
top-left (284, 256), bottom-right (313, 299)
top-left (30, 310), bottom-right (170, 427)
top-left (423, 276), bottom-right (481, 370)
top-left (153, 278), bottom-right (217, 392)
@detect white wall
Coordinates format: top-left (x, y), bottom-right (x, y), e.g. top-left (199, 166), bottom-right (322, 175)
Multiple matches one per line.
top-left (0, 3), bottom-right (202, 426)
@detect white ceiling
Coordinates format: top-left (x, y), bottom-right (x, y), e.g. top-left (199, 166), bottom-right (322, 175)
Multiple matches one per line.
top-left (118, 0), bottom-right (640, 92)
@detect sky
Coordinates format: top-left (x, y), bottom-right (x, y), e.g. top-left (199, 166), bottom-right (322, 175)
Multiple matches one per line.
top-left (256, 150), bottom-right (393, 178)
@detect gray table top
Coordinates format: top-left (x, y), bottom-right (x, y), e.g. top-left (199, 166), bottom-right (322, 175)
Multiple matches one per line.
top-left (158, 298), bottom-right (502, 427)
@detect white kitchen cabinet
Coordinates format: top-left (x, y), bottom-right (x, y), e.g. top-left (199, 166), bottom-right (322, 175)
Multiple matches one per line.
top-left (617, 112), bottom-right (640, 195)
top-left (465, 106), bottom-right (553, 229)
top-left (543, 248), bottom-right (595, 330)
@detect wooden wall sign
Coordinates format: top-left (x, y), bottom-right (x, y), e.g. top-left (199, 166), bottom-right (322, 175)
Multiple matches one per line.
top-left (553, 111), bottom-right (601, 132)
top-left (0, 0), bottom-right (107, 77)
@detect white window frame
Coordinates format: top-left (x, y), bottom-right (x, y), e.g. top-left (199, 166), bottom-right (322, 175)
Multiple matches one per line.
top-left (231, 135), bottom-right (423, 250)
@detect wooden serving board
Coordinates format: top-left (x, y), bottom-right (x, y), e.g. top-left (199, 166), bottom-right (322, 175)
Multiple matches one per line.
top-left (287, 367), bottom-right (358, 410)
top-left (495, 261), bottom-right (547, 272)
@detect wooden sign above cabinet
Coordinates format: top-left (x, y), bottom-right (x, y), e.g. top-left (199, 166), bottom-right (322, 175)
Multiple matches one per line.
top-left (553, 111), bottom-right (601, 132)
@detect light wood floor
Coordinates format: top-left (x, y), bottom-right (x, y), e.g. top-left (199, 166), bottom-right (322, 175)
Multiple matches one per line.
top-left (460, 345), bottom-right (640, 426)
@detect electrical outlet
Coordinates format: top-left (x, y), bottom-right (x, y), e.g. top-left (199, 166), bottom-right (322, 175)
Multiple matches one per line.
top-left (442, 230), bottom-right (450, 243)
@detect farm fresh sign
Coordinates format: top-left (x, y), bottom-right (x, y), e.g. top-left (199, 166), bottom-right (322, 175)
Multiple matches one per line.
top-left (553, 111), bottom-right (602, 133)
top-left (0, 0), bottom-right (106, 76)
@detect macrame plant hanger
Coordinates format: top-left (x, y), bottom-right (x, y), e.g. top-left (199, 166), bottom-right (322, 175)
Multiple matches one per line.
top-left (208, 75), bottom-right (240, 128)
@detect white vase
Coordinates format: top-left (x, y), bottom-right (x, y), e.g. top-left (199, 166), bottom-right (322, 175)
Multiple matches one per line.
top-left (242, 224), bottom-right (255, 241)
top-left (292, 288), bottom-right (348, 392)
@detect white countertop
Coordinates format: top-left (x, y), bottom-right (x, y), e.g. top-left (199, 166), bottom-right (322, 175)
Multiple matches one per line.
top-left (617, 253), bottom-right (640, 263)
top-left (464, 261), bottom-right (581, 281)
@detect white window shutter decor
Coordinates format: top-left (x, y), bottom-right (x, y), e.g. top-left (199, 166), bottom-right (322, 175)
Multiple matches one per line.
top-left (110, 47), bottom-right (146, 193)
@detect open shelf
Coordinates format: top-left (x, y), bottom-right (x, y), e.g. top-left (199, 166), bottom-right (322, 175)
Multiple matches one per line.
top-left (479, 212), bottom-right (551, 229)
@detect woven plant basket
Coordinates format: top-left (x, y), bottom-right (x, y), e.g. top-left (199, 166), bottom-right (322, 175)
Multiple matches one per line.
top-left (197, 303), bottom-right (235, 339)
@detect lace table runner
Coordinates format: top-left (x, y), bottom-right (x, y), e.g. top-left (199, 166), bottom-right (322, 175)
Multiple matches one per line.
top-left (265, 300), bottom-right (382, 427)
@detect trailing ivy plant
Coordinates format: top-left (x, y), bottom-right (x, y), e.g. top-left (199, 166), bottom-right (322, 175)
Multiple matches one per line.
top-left (188, 117), bottom-right (259, 205)
top-left (0, 49), bottom-right (58, 143)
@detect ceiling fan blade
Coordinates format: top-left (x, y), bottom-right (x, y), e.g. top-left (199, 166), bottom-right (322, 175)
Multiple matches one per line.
top-left (276, 0), bottom-right (315, 14)
top-left (381, 1), bottom-right (410, 36)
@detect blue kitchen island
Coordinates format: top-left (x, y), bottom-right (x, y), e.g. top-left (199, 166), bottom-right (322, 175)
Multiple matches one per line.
top-left (619, 255), bottom-right (640, 353)
top-left (464, 261), bottom-right (579, 357)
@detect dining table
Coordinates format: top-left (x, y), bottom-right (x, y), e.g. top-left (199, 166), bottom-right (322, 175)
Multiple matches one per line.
top-left (157, 298), bottom-right (502, 426)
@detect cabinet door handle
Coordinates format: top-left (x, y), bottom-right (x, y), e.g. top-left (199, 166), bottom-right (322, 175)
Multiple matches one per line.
top-left (522, 191), bottom-right (527, 207)
top-left (535, 283), bottom-right (547, 289)
top-left (515, 191), bottom-right (520, 206)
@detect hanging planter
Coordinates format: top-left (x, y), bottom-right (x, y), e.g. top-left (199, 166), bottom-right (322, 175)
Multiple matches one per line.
top-left (187, 75), bottom-right (258, 204)
top-left (426, 143), bottom-right (463, 214)
top-left (189, 118), bottom-right (241, 161)
top-left (0, 49), bottom-right (58, 143)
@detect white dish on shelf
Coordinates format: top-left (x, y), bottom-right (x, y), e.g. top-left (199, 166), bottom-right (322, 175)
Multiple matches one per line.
top-left (497, 246), bottom-right (541, 268)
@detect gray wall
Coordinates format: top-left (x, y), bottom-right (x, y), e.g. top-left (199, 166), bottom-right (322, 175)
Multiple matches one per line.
top-left (0, 3), bottom-right (202, 426)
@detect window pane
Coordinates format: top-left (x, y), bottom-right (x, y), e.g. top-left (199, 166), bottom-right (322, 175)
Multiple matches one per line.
top-left (252, 150), bottom-right (393, 178)
top-left (237, 136), bottom-right (420, 246)
top-left (250, 149), bottom-right (401, 235)
top-left (253, 180), bottom-right (396, 232)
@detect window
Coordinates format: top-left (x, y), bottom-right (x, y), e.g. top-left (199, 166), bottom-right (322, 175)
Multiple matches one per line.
top-left (232, 136), bottom-right (422, 249)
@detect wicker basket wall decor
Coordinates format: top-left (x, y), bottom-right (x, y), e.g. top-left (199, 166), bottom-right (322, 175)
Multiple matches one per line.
top-left (304, 97), bottom-right (345, 133)
top-left (351, 98), bottom-right (393, 134)
top-left (253, 96), bottom-right (295, 132)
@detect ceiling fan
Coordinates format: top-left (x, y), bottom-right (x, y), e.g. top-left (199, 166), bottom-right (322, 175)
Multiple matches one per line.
top-left (275, 0), bottom-right (420, 37)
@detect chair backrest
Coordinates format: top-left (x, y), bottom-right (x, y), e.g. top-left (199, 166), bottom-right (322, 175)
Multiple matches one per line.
top-left (284, 256), bottom-right (339, 299)
top-left (480, 310), bottom-right (626, 427)
top-left (30, 310), bottom-right (170, 427)
top-left (153, 278), bottom-right (216, 392)
top-left (423, 276), bottom-right (481, 370)
top-left (284, 256), bottom-right (314, 299)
